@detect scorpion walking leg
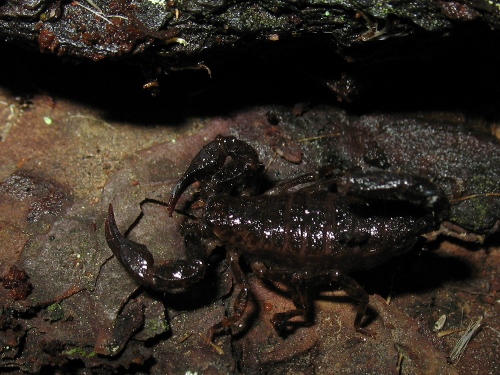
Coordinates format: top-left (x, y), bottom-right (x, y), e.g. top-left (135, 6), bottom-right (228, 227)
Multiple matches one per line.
top-left (168, 135), bottom-right (263, 216)
top-left (251, 263), bottom-right (374, 336)
top-left (270, 283), bottom-right (312, 333)
top-left (208, 250), bottom-right (251, 341)
top-left (325, 270), bottom-right (375, 336)
top-left (264, 166), bottom-right (349, 195)
top-left (250, 263), bottom-right (313, 333)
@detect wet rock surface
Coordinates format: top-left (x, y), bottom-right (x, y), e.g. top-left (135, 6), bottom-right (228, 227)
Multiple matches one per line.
top-left (1, 100), bottom-right (499, 374)
top-left (1, 8), bottom-right (500, 373)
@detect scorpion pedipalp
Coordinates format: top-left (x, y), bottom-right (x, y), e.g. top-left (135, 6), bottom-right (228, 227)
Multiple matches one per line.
top-left (167, 134), bottom-right (263, 216)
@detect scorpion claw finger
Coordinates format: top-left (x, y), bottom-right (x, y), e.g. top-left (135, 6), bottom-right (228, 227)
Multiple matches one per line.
top-left (105, 204), bottom-right (155, 286)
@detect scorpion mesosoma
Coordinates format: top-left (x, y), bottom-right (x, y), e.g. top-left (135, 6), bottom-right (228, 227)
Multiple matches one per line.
top-left (105, 135), bottom-right (449, 338)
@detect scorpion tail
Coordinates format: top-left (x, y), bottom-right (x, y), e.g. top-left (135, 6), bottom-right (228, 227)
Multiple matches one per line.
top-left (105, 204), bottom-right (156, 287)
top-left (105, 204), bottom-right (208, 291)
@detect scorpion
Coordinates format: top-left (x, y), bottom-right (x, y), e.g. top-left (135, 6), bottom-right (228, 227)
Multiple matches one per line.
top-left (105, 134), bottom-right (449, 338)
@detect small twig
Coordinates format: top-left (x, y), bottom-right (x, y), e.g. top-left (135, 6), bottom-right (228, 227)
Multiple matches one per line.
top-left (1, 104), bottom-right (17, 142)
top-left (73, 1), bottom-right (112, 24)
top-left (1, 122), bottom-right (12, 142)
top-left (386, 271), bottom-right (395, 305)
top-left (264, 151), bottom-right (279, 174)
top-left (454, 287), bottom-right (489, 296)
top-left (74, 1), bottom-right (128, 24)
top-left (197, 63), bottom-right (212, 78)
top-left (396, 352), bottom-right (404, 375)
top-left (209, 341), bottom-right (225, 355)
top-left (449, 316), bottom-right (483, 364)
top-left (198, 333), bottom-right (225, 355)
top-left (85, 0), bottom-right (103, 13)
top-left (109, 14), bottom-right (129, 20)
top-left (450, 193), bottom-right (500, 204)
top-left (178, 332), bottom-right (193, 343)
top-left (296, 133), bottom-right (341, 143)
top-left (485, 325), bottom-right (500, 336)
top-left (436, 328), bottom-right (464, 338)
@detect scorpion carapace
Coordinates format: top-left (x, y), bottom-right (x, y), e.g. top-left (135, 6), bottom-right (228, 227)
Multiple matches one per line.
top-left (105, 134), bottom-right (449, 339)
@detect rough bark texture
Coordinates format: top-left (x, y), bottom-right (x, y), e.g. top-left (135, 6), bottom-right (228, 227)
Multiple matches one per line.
top-left (0, 0), bottom-right (498, 64)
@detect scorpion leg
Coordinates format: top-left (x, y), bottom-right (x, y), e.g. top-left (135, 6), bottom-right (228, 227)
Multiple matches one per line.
top-left (326, 270), bottom-right (375, 336)
top-left (270, 283), bottom-right (312, 333)
top-left (264, 166), bottom-right (358, 195)
top-left (208, 250), bottom-right (251, 341)
top-left (264, 172), bottom-right (318, 195)
top-left (250, 263), bottom-right (313, 334)
top-left (105, 204), bottom-right (207, 291)
top-left (168, 135), bottom-right (263, 216)
top-left (251, 263), bottom-right (374, 336)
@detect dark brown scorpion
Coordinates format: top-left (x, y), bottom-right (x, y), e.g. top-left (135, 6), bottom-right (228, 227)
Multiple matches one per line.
top-left (105, 135), bottom-right (449, 338)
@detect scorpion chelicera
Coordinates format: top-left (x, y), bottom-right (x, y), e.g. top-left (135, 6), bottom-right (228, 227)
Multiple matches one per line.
top-left (105, 135), bottom-right (449, 338)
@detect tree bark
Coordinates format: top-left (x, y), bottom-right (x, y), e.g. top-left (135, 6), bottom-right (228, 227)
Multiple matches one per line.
top-left (0, 0), bottom-right (496, 64)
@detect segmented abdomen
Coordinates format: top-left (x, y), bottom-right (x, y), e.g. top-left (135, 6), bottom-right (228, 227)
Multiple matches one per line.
top-left (205, 192), bottom-right (349, 256)
top-left (205, 191), bottom-right (430, 271)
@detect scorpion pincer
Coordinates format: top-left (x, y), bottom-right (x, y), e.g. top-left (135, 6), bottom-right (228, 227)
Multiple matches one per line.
top-left (105, 134), bottom-right (449, 339)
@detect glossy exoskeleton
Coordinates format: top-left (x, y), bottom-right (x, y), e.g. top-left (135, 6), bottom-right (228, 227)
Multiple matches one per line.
top-left (105, 135), bottom-right (449, 338)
